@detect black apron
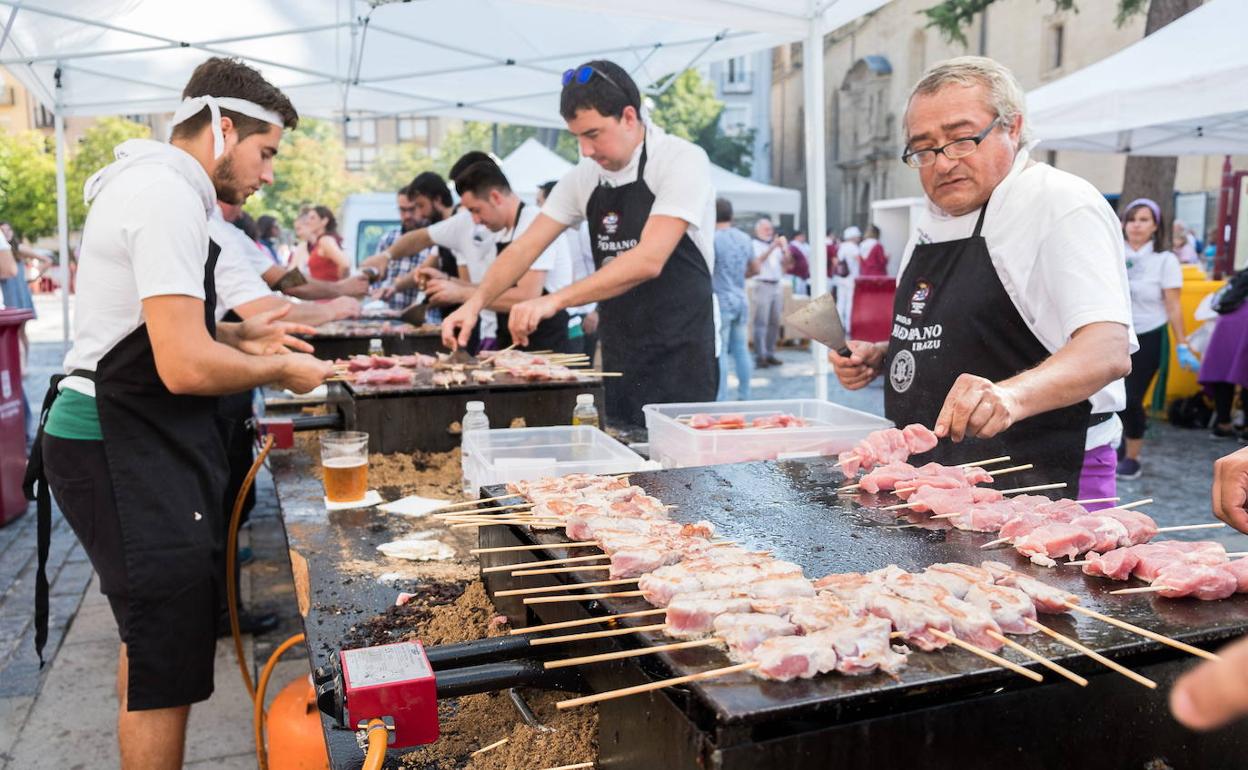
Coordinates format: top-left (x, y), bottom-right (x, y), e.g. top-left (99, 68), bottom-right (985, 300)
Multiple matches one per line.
top-left (491, 202), bottom-right (571, 354)
top-left (586, 140), bottom-right (718, 427)
top-left (25, 244), bottom-right (228, 668)
top-left (883, 203), bottom-right (1090, 493)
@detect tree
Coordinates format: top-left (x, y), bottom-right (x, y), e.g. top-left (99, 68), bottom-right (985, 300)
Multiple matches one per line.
top-left (923, 0), bottom-right (1150, 44)
top-left (648, 69), bottom-right (755, 176)
top-left (365, 142), bottom-right (436, 194)
top-left (0, 130), bottom-right (58, 241)
top-left (244, 118), bottom-right (359, 225)
top-left (68, 116), bottom-right (151, 230)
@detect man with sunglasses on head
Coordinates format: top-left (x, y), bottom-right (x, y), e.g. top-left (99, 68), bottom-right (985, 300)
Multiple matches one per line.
top-left (441, 60), bottom-right (717, 427)
top-left (830, 56), bottom-right (1134, 501)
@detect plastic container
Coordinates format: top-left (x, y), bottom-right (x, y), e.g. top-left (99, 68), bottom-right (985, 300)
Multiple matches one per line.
top-left (460, 401), bottom-right (490, 495)
top-left (643, 398), bottom-right (892, 469)
top-left (461, 425), bottom-right (645, 495)
top-left (572, 393), bottom-right (599, 428)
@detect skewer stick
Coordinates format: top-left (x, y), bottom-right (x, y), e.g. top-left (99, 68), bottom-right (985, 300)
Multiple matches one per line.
top-left (999, 482), bottom-right (1067, 495)
top-left (481, 554), bottom-right (608, 574)
top-left (437, 502), bottom-right (533, 517)
top-left (985, 630), bottom-right (1087, 686)
top-left (429, 493), bottom-right (522, 512)
top-left (470, 540), bottom-right (599, 554)
top-left (1024, 618), bottom-right (1157, 688)
top-left (1155, 523), bottom-right (1226, 533)
top-left (510, 607), bottom-right (667, 635)
top-left (980, 536), bottom-right (1010, 548)
top-left (545, 638), bottom-right (720, 669)
top-left (1075, 497), bottom-right (1120, 505)
top-left (1109, 585), bottom-right (1176, 595)
top-left (927, 629), bottom-right (1043, 682)
top-left (1066, 550), bottom-right (1248, 567)
top-left (514, 564), bottom-right (612, 576)
top-left (495, 578), bottom-right (638, 597)
top-left (525, 590), bottom-right (645, 605)
top-left (529, 622), bottom-right (670, 647)
top-left (451, 519), bottom-right (564, 529)
top-left (556, 661), bottom-right (760, 709)
top-left (582, 371), bottom-right (625, 377)
top-left (1105, 498), bottom-right (1153, 511)
top-left (537, 763), bottom-right (594, 770)
top-left (1063, 601), bottom-right (1220, 662)
top-left (894, 464), bottom-right (1036, 494)
top-left (471, 737), bottom-right (509, 756)
top-left (958, 456), bottom-right (1012, 468)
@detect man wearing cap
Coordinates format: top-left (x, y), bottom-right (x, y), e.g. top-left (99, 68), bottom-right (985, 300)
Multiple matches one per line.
top-left (440, 60), bottom-right (718, 426)
top-left (26, 57), bottom-right (331, 769)
top-left (830, 56), bottom-right (1133, 498)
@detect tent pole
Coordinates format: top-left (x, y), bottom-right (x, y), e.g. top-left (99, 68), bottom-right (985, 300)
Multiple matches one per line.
top-left (53, 65), bottom-right (71, 352)
top-left (802, 16), bottom-right (829, 401)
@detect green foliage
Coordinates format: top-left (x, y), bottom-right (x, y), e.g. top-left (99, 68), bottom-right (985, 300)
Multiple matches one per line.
top-left (922, 0), bottom-right (1144, 44)
top-left (68, 116), bottom-right (151, 230)
top-left (365, 142), bottom-right (436, 194)
top-left (648, 69), bottom-right (754, 176)
top-left (244, 118), bottom-right (360, 225)
top-left (0, 130), bottom-right (58, 241)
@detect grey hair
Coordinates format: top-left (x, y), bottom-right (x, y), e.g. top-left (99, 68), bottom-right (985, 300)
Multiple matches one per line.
top-left (905, 56), bottom-right (1030, 145)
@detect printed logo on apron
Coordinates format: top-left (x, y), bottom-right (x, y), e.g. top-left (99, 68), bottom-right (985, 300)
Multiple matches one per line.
top-left (596, 209), bottom-right (638, 264)
top-left (909, 279), bottom-right (932, 315)
top-left (890, 349), bottom-right (916, 393)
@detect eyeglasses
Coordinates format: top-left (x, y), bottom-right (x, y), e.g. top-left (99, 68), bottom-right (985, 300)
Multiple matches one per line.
top-left (902, 118), bottom-right (1001, 169)
top-left (562, 64), bottom-right (626, 95)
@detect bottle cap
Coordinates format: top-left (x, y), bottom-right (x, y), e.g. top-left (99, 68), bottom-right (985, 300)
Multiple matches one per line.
top-left (576, 394), bottom-right (594, 406)
top-left (467, 401), bottom-right (485, 411)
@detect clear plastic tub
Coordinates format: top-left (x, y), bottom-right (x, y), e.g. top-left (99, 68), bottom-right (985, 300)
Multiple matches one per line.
top-left (643, 399), bottom-right (893, 469)
top-left (462, 425), bottom-right (647, 495)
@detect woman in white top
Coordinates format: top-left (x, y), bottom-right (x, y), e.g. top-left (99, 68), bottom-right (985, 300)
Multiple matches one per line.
top-left (1116, 197), bottom-right (1197, 479)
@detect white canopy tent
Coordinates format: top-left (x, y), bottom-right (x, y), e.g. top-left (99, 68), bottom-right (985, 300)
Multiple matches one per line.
top-left (499, 137), bottom-right (573, 204)
top-left (1027, 0), bottom-right (1248, 155)
top-left (2, 0), bottom-right (893, 398)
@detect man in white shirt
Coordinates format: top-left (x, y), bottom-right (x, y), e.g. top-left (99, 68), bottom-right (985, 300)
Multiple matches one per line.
top-left (749, 217), bottom-right (787, 368)
top-left (29, 57), bottom-right (331, 770)
top-left (834, 226), bottom-right (862, 332)
top-left (830, 56), bottom-right (1132, 498)
top-left (440, 59), bottom-right (718, 425)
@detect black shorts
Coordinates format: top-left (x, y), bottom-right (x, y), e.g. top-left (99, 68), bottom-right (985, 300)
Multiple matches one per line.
top-left (43, 434), bottom-right (219, 710)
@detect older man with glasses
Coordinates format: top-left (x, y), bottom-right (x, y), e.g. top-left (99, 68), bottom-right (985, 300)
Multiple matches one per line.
top-left (829, 56), bottom-right (1134, 502)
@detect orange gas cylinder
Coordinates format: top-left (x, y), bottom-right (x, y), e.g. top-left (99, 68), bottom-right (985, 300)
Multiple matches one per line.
top-left (266, 676), bottom-right (330, 770)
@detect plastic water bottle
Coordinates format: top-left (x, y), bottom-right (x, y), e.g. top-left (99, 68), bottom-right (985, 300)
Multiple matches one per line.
top-left (572, 394), bottom-right (599, 428)
top-left (368, 337), bottom-right (384, 356)
top-left (461, 401), bottom-right (490, 496)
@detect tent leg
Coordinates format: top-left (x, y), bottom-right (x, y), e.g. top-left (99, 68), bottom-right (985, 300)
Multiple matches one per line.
top-left (802, 20), bottom-right (829, 401)
top-left (54, 91), bottom-right (70, 352)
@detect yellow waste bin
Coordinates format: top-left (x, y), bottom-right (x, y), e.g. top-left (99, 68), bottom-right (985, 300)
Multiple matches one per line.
top-left (1144, 264), bottom-right (1225, 410)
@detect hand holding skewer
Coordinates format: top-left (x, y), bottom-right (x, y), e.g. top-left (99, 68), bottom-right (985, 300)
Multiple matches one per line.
top-left (1213, 446), bottom-right (1248, 535)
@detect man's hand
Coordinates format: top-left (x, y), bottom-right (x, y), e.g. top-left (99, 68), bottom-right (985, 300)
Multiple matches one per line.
top-left (326, 296), bottom-right (362, 320)
top-left (442, 301), bottom-right (482, 350)
top-left (371, 286), bottom-right (396, 301)
top-left (334, 274), bottom-right (369, 298)
top-left (583, 310), bottom-right (600, 336)
top-left (360, 253), bottom-right (389, 273)
top-left (935, 373), bottom-right (1021, 441)
top-left (1170, 634), bottom-right (1248, 731)
top-left (277, 353), bottom-right (335, 393)
top-left (417, 266), bottom-right (448, 288)
top-left (236, 305), bottom-right (317, 355)
top-left (425, 277), bottom-right (472, 306)
top-left (508, 294), bottom-right (562, 348)
top-left (828, 341), bottom-right (885, 390)
top-left (1213, 447), bottom-right (1248, 534)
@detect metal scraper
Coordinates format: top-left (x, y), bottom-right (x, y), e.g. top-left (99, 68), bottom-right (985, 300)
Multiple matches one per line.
top-left (784, 292), bottom-right (852, 357)
top-left (399, 302), bottom-right (428, 327)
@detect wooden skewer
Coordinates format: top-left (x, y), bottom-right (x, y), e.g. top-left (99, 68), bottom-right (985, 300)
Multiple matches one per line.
top-left (1075, 497), bottom-right (1120, 505)
top-left (429, 493), bottom-right (522, 512)
top-left (1024, 617), bottom-right (1157, 688)
top-left (980, 536), bottom-right (1011, 548)
top-left (514, 564), bottom-right (613, 576)
top-left (451, 519), bottom-right (564, 529)
top-left (495, 578), bottom-right (638, 597)
top-left (556, 661), bottom-right (760, 709)
top-left (999, 482), bottom-right (1067, 495)
top-left (985, 630), bottom-right (1087, 686)
top-left (470, 541), bottom-right (599, 554)
top-left (545, 637), bottom-right (720, 669)
top-left (1109, 585), bottom-right (1175, 595)
top-left (537, 763), bottom-right (594, 770)
top-left (481, 554), bottom-right (608, 574)
top-left (1104, 498), bottom-right (1154, 511)
top-left (894, 464), bottom-right (1037, 495)
top-left (1066, 550), bottom-right (1248, 567)
top-left (840, 455), bottom-right (1020, 492)
top-left (525, 590), bottom-right (645, 605)
top-left (1155, 523), bottom-right (1226, 533)
top-left (582, 371), bottom-right (625, 377)
top-left (927, 629), bottom-right (1043, 682)
top-left (471, 737), bottom-right (509, 756)
top-left (510, 607), bottom-right (667, 635)
top-left (437, 502), bottom-right (533, 516)
top-left (529, 622), bottom-right (670, 647)
top-left (958, 455), bottom-right (1012, 468)
top-left (1063, 600), bottom-right (1220, 662)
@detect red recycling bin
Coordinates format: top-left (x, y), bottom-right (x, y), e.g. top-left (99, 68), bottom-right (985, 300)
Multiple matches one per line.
top-left (849, 276), bottom-right (897, 344)
top-left (0, 308), bottom-right (34, 526)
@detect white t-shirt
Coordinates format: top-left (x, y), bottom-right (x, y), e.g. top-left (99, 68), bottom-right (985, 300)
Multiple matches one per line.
top-left (428, 209), bottom-right (498, 338)
top-left (508, 202), bottom-right (573, 295)
top-left (837, 241), bottom-right (862, 279)
top-left (62, 140), bottom-right (217, 397)
top-left (1124, 242), bottom-right (1183, 333)
top-left (899, 147), bottom-right (1136, 449)
top-left (541, 121), bottom-right (716, 273)
top-left (752, 238), bottom-right (784, 281)
top-left (208, 209), bottom-right (277, 322)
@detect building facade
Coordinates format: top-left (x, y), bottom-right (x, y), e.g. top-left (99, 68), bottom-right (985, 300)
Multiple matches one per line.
top-left (706, 50), bottom-right (773, 183)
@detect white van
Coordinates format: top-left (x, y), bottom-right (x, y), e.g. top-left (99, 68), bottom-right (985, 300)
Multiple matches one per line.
top-left (340, 193), bottom-right (400, 267)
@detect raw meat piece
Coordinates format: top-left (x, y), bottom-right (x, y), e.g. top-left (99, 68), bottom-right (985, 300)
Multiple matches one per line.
top-left (1153, 563), bottom-right (1238, 600)
top-left (963, 583), bottom-right (1037, 634)
top-left (751, 633), bottom-right (841, 681)
top-left (1082, 548), bottom-right (1141, 581)
top-left (837, 424), bottom-right (939, 476)
top-left (1225, 558), bottom-right (1248, 592)
top-left (1013, 523), bottom-right (1098, 567)
top-left (902, 423), bottom-right (940, 455)
top-left (923, 564), bottom-right (995, 598)
top-left (716, 613), bottom-right (799, 656)
top-left (863, 591), bottom-right (951, 651)
top-left (1069, 514), bottom-right (1131, 552)
top-left (823, 616), bottom-right (908, 675)
top-left (1096, 508), bottom-right (1159, 544)
top-left (981, 561), bottom-right (1078, 613)
top-left (903, 486), bottom-right (1004, 515)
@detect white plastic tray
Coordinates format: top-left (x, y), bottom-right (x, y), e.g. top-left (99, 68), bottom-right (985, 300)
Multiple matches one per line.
top-left (462, 425), bottom-right (647, 495)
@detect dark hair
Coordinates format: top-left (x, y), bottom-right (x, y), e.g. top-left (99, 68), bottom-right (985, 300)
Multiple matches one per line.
top-left (559, 60), bottom-right (641, 121)
top-left (233, 211), bottom-right (260, 240)
top-left (407, 171), bottom-right (453, 208)
top-left (256, 214), bottom-right (279, 240)
top-left (453, 161), bottom-right (511, 198)
top-left (715, 197), bottom-right (733, 223)
top-left (538, 180), bottom-right (558, 200)
top-left (1122, 203), bottom-right (1166, 253)
top-left (312, 205), bottom-right (338, 237)
top-left (866, 224), bottom-right (880, 239)
top-left (448, 151), bottom-right (498, 184)
top-left (172, 57), bottom-right (298, 143)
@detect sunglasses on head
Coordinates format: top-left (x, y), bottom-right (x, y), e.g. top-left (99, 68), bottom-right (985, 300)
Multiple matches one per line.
top-left (561, 64), bottom-right (626, 95)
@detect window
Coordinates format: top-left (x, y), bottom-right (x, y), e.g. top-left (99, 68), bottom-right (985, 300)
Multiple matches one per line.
top-left (397, 117), bottom-right (428, 142)
top-left (345, 118), bottom-right (361, 140)
top-left (721, 105), bottom-right (750, 135)
top-left (725, 56), bottom-right (751, 93)
top-left (33, 104), bottom-right (54, 129)
top-left (1049, 24), bottom-right (1065, 70)
top-left (346, 146), bottom-right (365, 171)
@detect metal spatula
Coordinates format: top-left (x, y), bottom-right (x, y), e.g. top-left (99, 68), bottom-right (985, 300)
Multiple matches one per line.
top-left (399, 302), bottom-right (428, 326)
top-left (784, 293), bottom-right (852, 357)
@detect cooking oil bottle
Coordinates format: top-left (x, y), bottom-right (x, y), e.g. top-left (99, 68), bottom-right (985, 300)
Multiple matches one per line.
top-left (572, 393), bottom-right (599, 428)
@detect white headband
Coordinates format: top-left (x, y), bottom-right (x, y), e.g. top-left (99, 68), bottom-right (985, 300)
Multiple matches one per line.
top-left (168, 95), bottom-right (285, 158)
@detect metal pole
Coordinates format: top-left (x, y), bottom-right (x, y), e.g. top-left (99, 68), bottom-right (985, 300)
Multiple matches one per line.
top-left (53, 66), bottom-right (70, 352)
top-left (802, 16), bottom-right (829, 401)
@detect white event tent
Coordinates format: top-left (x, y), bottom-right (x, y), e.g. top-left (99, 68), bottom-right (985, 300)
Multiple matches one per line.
top-left (1027, 0), bottom-right (1248, 156)
top-left (1, 0), bottom-right (892, 398)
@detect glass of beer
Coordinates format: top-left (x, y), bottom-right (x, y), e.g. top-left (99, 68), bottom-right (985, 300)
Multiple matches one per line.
top-left (320, 431), bottom-right (369, 503)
